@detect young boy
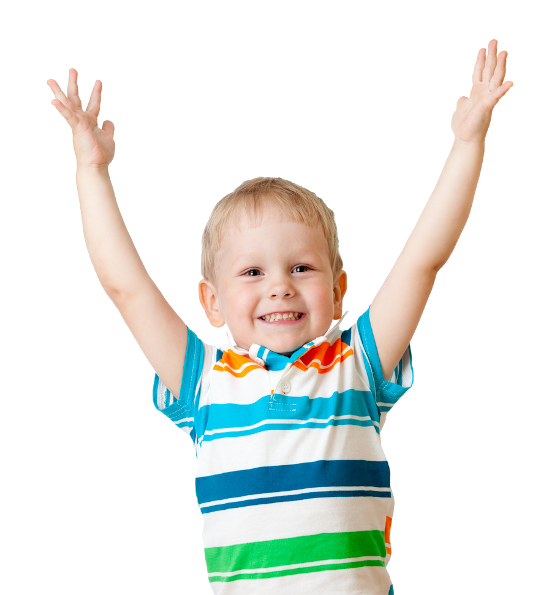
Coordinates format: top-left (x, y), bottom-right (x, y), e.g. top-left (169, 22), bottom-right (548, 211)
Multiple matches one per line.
top-left (47, 39), bottom-right (512, 594)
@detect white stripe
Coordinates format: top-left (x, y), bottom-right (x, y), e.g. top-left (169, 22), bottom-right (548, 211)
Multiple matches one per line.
top-left (174, 416), bottom-right (195, 424)
top-left (201, 484), bottom-right (392, 509)
top-left (375, 402), bottom-right (395, 408)
top-left (207, 555), bottom-right (386, 578)
top-left (201, 494), bottom-right (393, 548)
top-left (202, 414), bottom-right (378, 437)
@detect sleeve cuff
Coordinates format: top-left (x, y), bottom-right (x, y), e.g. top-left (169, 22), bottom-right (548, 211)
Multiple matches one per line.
top-left (357, 306), bottom-right (414, 412)
top-left (152, 326), bottom-right (205, 421)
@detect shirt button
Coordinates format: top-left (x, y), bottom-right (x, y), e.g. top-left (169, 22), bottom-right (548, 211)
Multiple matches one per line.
top-left (255, 357), bottom-right (264, 366)
top-left (280, 381), bottom-right (291, 394)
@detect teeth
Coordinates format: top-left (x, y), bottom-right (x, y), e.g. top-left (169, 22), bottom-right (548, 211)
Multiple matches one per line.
top-left (262, 312), bottom-right (302, 322)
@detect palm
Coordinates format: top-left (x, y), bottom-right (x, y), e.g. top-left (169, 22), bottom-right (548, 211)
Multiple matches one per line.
top-left (451, 40), bottom-right (513, 144)
top-left (47, 69), bottom-right (115, 168)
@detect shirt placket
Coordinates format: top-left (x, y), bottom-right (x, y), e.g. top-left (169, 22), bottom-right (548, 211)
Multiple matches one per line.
top-left (267, 338), bottom-right (328, 416)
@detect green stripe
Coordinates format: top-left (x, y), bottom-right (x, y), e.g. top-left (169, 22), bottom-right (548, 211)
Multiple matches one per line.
top-left (209, 559), bottom-right (385, 583)
top-left (205, 530), bottom-right (386, 574)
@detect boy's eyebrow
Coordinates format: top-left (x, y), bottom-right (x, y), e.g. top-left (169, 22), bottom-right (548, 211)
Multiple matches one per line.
top-left (229, 249), bottom-right (324, 269)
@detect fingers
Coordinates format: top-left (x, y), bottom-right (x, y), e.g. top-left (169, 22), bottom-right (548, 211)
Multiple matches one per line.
top-left (490, 51), bottom-right (508, 91)
top-left (47, 77), bottom-right (81, 130)
top-left (48, 71), bottom-right (106, 133)
top-left (482, 39), bottom-right (498, 83)
top-left (472, 48), bottom-right (485, 84)
top-left (46, 78), bottom-right (72, 110)
top-left (50, 98), bottom-right (71, 118)
top-left (473, 40), bottom-right (510, 99)
top-left (494, 81), bottom-right (513, 103)
top-left (67, 68), bottom-right (83, 110)
top-left (47, 73), bottom-right (76, 124)
top-left (473, 40), bottom-right (501, 85)
top-left (85, 80), bottom-right (102, 117)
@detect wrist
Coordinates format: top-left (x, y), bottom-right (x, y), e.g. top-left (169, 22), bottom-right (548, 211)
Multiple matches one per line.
top-left (76, 163), bottom-right (110, 176)
top-left (453, 136), bottom-right (485, 150)
top-left (451, 136), bottom-right (486, 154)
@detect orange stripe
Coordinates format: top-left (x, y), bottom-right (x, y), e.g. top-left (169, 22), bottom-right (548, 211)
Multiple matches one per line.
top-left (213, 350), bottom-right (262, 378)
top-left (385, 516), bottom-right (393, 556)
top-left (293, 339), bottom-right (353, 374)
top-left (385, 516), bottom-right (392, 542)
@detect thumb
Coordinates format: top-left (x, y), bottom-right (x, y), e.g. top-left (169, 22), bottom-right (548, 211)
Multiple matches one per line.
top-left (101, 120), bottom-right (115, 134)
top-left (455, 95), bottom-right (467, 109)
top-left (488, 81), bottom-right (514, 108)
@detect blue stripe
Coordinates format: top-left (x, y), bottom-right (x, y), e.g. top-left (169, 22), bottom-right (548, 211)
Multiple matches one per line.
top-left (354, 314), bottom-right (377, 394)
top-left (196, 459), bottom-right (390, 505)
top-left (357, 309), bottom-right (385, 392)
top-left (195, 388), bottom-right (381, 440)
top-left (200, 489), bottom-right (391, 514)
top-left (152, 326), bottom-right (204, 416)
top-left (200, 417), bottom-right (378, 444)
top-left (357, 307), bottom-right (414, 406)
top-left (152, 326), bottom-right (205, 445)
top-left (179, 326), bottom-right (204, 411)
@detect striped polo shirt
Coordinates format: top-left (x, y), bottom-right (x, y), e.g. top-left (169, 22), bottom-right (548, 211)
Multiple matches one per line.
top-left (153, 306), bottom-right (414, 594)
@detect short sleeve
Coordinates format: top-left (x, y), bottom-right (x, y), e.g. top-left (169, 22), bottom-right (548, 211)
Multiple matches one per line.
top-left (354, 306), bottom-right (414, 421)
top-left (152, 326), bottom-right (214, 452)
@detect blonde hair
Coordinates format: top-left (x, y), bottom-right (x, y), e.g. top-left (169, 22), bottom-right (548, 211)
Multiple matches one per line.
top-left (201, 177), bottom-right (343, 285)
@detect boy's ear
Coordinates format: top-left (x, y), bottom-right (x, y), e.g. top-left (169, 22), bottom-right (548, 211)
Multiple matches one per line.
top-left (198, 279), bottom-right (225, 328)
top-left (333, 270), bottom-right (347, 320)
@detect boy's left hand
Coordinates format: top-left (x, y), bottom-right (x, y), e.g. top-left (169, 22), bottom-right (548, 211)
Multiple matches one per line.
top-left (452, 39), bottom-right (513, 144)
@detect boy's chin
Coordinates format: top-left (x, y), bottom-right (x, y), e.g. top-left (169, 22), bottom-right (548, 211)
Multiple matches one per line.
top-left (262, 336), bottom-right (308, 356)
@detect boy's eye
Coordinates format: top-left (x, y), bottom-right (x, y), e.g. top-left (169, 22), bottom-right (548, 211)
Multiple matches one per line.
top-left (243, 266), bottom-right (309, 276)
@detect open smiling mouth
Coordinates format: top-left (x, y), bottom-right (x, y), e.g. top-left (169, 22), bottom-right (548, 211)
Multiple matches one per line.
top-left (260, 312), bottom-right (305, 322)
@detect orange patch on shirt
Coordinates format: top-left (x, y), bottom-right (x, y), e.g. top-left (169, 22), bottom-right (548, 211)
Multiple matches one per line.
top-left (292, 338), bottom-right (353, 374)
top-left (213, 350), bottom-right (262, 377)
top-left (385, 515), bottom-right (392, 555)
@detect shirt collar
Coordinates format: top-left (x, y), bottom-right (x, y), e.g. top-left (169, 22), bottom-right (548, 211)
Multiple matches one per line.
top-left (222, 311), bottom-right (348, 370)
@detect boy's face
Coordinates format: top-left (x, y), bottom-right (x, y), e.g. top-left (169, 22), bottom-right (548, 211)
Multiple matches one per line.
top-left (199, 203), bottom-right (347, 355)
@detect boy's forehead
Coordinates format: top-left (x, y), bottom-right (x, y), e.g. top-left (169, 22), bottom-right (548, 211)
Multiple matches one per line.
top-left (221, 202), bottom-right (307, 239)
top-left (216, 205), bottom-right (329, 269)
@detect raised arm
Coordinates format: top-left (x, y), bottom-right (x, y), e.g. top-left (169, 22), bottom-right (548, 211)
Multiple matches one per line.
top-left (369, 39), bottom-right (513, 381)
top-left (47, 69), bottom-right (187, 399)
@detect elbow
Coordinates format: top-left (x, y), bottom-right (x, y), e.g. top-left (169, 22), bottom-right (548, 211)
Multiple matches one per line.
top-left (104, 284), bottom-right (127, 306)
top-left (432, 261), bottom-right (445, 274)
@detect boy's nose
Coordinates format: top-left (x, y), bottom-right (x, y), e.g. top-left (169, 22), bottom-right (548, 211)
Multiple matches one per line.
top-left (269, 289), bottom-right (294, 298)
top-left (268, 274), bottom-right (295, 299)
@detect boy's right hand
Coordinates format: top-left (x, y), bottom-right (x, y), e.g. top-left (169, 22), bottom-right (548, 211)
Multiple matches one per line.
top-left (47, 69), bottom-right (115, 169)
